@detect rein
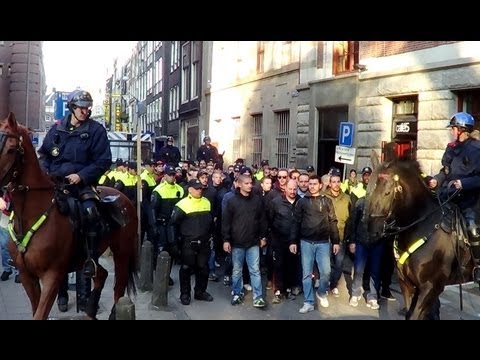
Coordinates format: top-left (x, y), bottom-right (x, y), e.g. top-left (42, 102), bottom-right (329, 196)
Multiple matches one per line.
top-left (0, 129), bottom-right (55, 253)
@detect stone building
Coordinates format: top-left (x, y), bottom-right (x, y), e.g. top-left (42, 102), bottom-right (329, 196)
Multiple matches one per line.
top-left (0, 41), bottom-right (46, 130)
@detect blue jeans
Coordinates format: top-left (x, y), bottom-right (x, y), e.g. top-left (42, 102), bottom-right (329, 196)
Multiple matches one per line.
top-left (231, 246), bottom-right (262, 300)
top-left (330, 242), bottom-right (347, 288)
top-left (0, 227), bottom-right (15, 274)
top-left (300, 240), bottom-right (331, 305)
top-left (352, 242), bottom-right (384, 301)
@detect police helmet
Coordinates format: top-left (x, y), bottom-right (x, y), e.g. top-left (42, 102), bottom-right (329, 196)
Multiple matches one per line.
top-left (448, 112), bottom-right (475, 132)
top-left (67, 90), bottom-right (93, 110)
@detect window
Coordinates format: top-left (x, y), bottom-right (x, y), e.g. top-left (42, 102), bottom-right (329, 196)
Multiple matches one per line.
top-left (191, 41), bottom-right (200, 99)
top-left (170, 41), bottom-right (180, 72)
top-left (391, 96), bottom-right (418, 160)
top-left (257, 41), bottom-right (265, 74)
top-left (251, 114), bottom-right (263, 166)
top-left (169, 86), bottom-right (179, 120)
top-left (155, 57), bottom-right (163, 94)
top-left (457, 89), bottom-right (480, 127)
top-left (333, 41), bottom-right (359, 75)
top-left (181, 42), bottom-right (191, 103)
top-left (275, 111), bottom-right (290, 168)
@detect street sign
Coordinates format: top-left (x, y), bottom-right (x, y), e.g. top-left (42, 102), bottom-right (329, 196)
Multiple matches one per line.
top-left (339, 122), bottom-right (354, 147)
top-left (54, 91), bottom-right (71, 120)
top-left (335, 145), bottom-right (356, 165)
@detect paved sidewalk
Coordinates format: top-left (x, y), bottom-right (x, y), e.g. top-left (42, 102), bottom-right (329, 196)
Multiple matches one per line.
top-left (1, 255), bottom-right (480, 320)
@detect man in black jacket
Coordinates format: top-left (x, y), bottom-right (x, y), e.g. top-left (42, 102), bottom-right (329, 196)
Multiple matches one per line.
top-left (223, 174), bottom-right (268, 308)
top-left (268, 179), bottom-right (300, 304)
top-left (290, 175), bottom-right (340, 313)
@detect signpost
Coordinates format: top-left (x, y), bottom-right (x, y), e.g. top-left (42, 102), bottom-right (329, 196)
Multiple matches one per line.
top-left (335, 146), bottom-right (356, 165)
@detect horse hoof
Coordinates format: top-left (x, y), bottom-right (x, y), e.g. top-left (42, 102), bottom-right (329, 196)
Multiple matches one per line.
top-left (398, 307), bottom-right (407, 316)
top-left (58, 303), bottom-right (68, 312)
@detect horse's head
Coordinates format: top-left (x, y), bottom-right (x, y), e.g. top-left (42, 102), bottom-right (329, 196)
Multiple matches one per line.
top-left (0, 113), bottom-right (26, 186)
top-left (365, 160), bottom-right (429, 242)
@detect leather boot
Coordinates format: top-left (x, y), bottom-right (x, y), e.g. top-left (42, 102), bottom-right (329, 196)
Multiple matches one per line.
top-left (76, 271), bottom-right (91, 312)
top-left (57, 275), bottom-right (69, 312)
top-left (467, 222), bottom-right (480, 283)
top-left (83, 231), bottom-right (98, 278)
top-left (179, 265), bottom-right (191, 305)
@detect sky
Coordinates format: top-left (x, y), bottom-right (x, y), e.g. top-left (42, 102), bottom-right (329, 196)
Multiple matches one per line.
top-left (43, 41), bottom-right (138, 99)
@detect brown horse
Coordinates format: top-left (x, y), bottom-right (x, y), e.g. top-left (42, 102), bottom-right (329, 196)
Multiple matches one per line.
top-left (0, 113), bottom-right (138, 320)
top-left (365, 158), bottom-right (473, 319)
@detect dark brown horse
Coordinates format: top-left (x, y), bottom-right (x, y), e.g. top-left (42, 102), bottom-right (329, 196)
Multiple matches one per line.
top-left (364, 158), bottom-right (473, 319)
top-left (0, 113), bottom-right (138, 320)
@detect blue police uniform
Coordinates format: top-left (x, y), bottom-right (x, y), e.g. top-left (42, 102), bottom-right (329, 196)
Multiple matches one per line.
top-left (38, 91), bottom-right (111, 281)
top-left (38, 116), bottom-right (111, 185)
top-left (434, 112), bottom-right (480, 282)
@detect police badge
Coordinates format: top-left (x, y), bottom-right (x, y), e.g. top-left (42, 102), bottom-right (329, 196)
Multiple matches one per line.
top-left (51, 147), bottom-right (60, 157)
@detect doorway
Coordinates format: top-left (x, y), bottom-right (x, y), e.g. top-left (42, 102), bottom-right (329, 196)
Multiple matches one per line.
top-left (317, 106), bottom-right (348, 176)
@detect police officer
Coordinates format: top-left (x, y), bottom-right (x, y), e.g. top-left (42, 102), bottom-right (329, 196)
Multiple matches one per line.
top-left (158, 136), bottom-right (181, 166)
top-left (170, 179), bottom-right (214, 305)
top-left (196, 136), bottom-right (219, 164)
top-left (140, 160), bottom-right (157, 244)
top-left (38, 89), bottom-right (111, 279)
top-left (429, 112), bottom-right (480, 283)
top-left (150, 165), bottom-right (185, 284)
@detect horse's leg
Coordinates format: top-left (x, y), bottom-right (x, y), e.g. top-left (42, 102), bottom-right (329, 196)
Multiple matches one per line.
top-left (409, 285), bottom-right (443, 320)
top-left (397, 271), bottom-right (415, 318)
top-left (84, 265), bottom-right (108, 320)
top-left (32, 272), bottom-right (63, 320)
top-left (19, 271), bottom-right (42, 316)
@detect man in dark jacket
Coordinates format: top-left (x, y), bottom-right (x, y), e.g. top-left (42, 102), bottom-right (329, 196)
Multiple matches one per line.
top-left (170, 179), bottom-right (213, 305)
top-left (196, 136), bottom-right (219, 164)
top-left (222, 174), bottom-right (267, 308)
top-left (38, 89), bottom-right (111, 278)
top-left (158, 136), bottom-right (181, 166)
top-left (429, 112), bottom-right (480, 283)
top-left (290, 175), bottom-right (340, 313)
top-left (268, 179), bottom-right (300, 303)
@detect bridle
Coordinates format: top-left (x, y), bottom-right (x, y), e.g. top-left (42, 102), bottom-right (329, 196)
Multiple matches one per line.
top-left (0, 130), bottom-right (54, 193)
top-left (0, 130), bottom-right (25, 189)
top-left (370, 171), bottom-right (455, 237)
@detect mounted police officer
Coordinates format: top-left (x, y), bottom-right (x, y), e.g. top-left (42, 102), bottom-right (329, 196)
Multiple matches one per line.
top-left (429, 112), bottom-right (480, 283)
top-left (38, 89), bottom-right (112, 279)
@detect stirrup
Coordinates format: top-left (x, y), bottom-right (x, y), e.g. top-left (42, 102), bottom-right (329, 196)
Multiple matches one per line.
top-left (83, 258), bottom-right (97, 278)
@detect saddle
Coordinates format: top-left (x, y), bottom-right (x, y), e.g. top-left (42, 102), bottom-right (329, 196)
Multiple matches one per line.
top-left (54, 183), bottom-right (129, 235)
top-left (440, 202), bottom-right (471, 269)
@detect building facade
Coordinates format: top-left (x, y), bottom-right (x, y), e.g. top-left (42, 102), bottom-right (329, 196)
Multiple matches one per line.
top-left (0, 41), bottom-right (46, 130)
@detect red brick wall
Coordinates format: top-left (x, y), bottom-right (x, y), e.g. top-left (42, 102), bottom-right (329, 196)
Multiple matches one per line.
top-left (360, 41), bottom-right (459, 58)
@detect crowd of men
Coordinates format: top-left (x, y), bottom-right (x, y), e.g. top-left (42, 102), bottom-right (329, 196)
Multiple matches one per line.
top-left (95, 134), bottom-right (397, 313)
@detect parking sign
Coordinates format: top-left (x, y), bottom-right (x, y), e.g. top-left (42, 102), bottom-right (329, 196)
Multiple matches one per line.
top-left (339, 122), bottom-right (354, 147)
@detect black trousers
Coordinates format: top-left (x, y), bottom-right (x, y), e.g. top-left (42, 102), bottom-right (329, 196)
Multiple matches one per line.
top-left (272, 242), bottom-right (299, 294)
top-left (179, 241), bottom-right (211, 296)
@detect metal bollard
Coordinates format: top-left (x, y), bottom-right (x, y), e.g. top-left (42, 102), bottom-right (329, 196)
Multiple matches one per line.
top-left (116, 296), bottom-right (136, 320)
top-left (151, 251), bottom-right (171, 310)
top-left (139, 240), bottom-right (154, 291)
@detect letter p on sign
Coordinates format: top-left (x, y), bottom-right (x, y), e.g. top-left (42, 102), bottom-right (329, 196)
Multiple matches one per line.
top-left (339, 122), bottom-right (354, 147)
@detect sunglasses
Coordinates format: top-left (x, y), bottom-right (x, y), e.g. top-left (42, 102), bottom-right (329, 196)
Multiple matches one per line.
top-left (278, 176), bottom-right (288, 179)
